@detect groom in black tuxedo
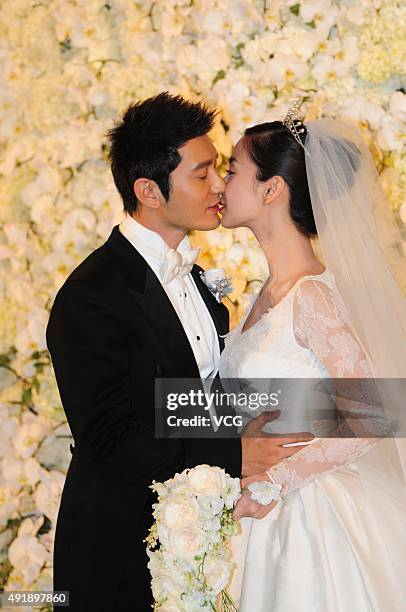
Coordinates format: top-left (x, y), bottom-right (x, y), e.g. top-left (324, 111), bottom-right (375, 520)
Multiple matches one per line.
top-left (46, 92), bottom-right (301, 611)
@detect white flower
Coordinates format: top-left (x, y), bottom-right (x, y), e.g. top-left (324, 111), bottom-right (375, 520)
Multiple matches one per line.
top-left (157, 602), bottom-right (185, 612)
top-left (187, 465), bottom-right (227, 497)
top-left (12, 421), bottom-right (48, 459)
top-left (377, 115), bottom-right (404, 152)
top-left (35, 470), bottom-right (65, 523)
top-left (268, 52), bottom-right (308, 88)
top-left (339, 96), bottom-right (385, 130)
top-left (247, 480), bottom-right (282, 505)
top-left (160, 496), bottom-right (200, 529)
top-left (389, 91), bottom-right (406, 123)
top-left (203, 557), bottom-right (234, 595)
top-left (223, 476), bottom-right (241, 510)
top-left (8, 533), bottom-right (48, 584)
top-left (151, 568), bottom-right (185, 601)
top-left (197, 495), bottom-right (224, 516)
top-left (168, 524), bottom-right (208, 558)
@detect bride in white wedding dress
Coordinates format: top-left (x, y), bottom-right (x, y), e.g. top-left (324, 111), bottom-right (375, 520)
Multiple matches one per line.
top-left (218, 104), bottom-right (406, 611)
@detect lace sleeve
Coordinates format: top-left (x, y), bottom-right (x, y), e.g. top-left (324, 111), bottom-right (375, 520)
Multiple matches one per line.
top-left (266, 278), bottom-right (386, 498)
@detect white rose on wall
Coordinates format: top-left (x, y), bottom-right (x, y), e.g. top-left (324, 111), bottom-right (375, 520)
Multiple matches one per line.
top-left (35, 470), bottom-right (65, 524)
top-left (8, 532), bottom-right (49, 584)
top-left (12, 421), bottom-right (48, 460)
top-left (1, 0), bottom-right (405, 594)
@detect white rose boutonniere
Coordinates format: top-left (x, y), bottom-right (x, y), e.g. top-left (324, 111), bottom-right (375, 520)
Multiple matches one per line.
top-left (200, 268), bottom-right (233, 303)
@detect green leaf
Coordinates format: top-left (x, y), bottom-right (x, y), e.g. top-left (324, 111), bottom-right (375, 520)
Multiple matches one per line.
top-left (306, 19), bottom-right (316, 28)
top-left (212, 70), bottom-right (225, 85)
top-left (22, 387), bottom-right (32, 404)
top-left (6, 517), bottom-right (24, 530)
top-left (290, 3), bottom-right (300, 16)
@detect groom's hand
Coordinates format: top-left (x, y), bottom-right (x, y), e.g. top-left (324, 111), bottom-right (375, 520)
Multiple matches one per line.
top-left (241, 411), bottom-right (315, 477)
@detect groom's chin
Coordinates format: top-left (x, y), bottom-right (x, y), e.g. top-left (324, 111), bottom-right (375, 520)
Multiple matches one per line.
top-left (193, 215), bottom-right (221, 231)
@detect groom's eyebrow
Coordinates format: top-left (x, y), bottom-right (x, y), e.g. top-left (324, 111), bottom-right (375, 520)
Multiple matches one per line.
top-left (191, 153), bottom-right (218, 171)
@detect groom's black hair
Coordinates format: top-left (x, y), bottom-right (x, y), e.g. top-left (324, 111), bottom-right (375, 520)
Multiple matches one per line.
top-left (107, 92), bottom-right (219, 213)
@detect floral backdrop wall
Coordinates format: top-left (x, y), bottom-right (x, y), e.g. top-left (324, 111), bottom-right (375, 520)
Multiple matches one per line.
top-left (0, 0), bottom-right (405, 602)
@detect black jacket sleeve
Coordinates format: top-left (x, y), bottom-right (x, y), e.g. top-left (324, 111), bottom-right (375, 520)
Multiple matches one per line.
top-left (46, 279), bottom-right (185, 485)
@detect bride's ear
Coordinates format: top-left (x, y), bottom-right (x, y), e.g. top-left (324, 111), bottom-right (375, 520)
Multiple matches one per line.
top-left (263, 176), bottom-right (286, 205)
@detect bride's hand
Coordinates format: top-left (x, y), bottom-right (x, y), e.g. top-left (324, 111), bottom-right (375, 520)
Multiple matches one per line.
top-left (233, 473), bottom-right (277, 521)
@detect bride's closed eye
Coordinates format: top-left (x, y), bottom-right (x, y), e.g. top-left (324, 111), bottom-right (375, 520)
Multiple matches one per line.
top-left (225, 169), bottom-right (234, 177)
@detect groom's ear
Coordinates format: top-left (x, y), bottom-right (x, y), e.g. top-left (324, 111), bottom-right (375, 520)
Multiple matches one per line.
top-left (133, 178), bottom-right (165, 210)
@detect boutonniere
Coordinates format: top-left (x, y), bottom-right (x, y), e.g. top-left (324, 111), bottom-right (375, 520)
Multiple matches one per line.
top-left (199, 268), bottom-right (233, 303)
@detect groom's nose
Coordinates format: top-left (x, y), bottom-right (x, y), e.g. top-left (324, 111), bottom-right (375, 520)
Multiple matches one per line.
top-left (211, 172), bottom-right (226, 194)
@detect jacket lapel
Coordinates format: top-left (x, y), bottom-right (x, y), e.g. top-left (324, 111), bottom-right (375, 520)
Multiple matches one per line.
top-left (102, 226), bottom-right (201, 377)
top-left (103, 226), bottom-right (228, 368)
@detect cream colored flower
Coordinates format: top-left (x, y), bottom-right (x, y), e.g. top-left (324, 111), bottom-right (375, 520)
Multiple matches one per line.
top-left (35, 471), bottom-right (65, 524)
top-left (12, 421), bottom-right (48, 459)
top-left (187, 464), bottom-right (227, 497)
top-left (160, 496), bottom-right (200, 529)
top-left (168, 524), bottom-right (208, 558)
top-left (203, 557), bottom-right (234, 595)
top-left (8, 533), bottom-right (48, 584)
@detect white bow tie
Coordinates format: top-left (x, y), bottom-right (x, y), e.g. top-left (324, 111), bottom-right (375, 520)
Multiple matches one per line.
top-left (160, 246), bottom-right (200, 285)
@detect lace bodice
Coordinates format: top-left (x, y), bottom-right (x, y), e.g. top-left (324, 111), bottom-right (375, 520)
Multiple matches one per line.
top-left (219, 270), bottom-right (384, 498)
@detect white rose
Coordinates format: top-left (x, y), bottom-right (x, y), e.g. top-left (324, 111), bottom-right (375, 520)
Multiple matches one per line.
top-left (151, 569), bottom-right (185, 601)
top-left (168, 524), bottom-right (208, 558)
top-left (203, 557), bottom-right (233, 595)
top-left (187, 465), bottom-right (227, 496)
top-left (161, 496), bottom-right (200, 529)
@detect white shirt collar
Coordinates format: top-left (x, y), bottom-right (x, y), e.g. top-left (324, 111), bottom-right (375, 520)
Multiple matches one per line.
top-left (119, 213), bottom-right (191, 270)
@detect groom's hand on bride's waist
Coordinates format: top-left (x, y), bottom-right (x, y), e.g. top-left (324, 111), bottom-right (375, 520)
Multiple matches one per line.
top-left (241, 411), bottom-right (315, 478)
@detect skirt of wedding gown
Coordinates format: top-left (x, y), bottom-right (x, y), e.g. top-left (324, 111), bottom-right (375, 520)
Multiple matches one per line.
top-left (228, 460), bottom-right (406, 612)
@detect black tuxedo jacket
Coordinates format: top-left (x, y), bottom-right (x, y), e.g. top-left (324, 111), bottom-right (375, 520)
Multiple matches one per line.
top-left (46, 225), bottom-right (242, 611)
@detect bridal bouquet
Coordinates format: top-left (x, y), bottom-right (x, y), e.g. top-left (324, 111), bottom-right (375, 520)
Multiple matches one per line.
top-left (145, 465), bottom-right (241, 611)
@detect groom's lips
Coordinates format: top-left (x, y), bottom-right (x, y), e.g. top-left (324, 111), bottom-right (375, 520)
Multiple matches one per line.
top-left (207, 202), bottom-right (222, 213)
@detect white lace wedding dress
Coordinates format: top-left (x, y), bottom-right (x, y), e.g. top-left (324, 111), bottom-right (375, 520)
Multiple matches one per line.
top-left (219, 270), bottom-right (406, 612)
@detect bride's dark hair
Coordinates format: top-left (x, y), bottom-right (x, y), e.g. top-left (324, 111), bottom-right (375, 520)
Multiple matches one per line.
top-left (243, 121), bottom-right (317, 237)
